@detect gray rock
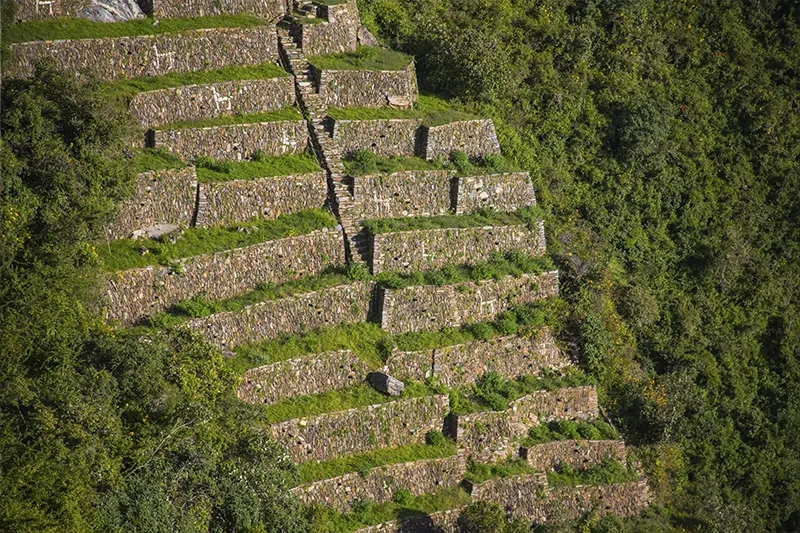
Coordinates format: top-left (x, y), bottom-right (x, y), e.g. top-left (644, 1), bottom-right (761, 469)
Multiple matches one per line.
top-left (358, 25), bottom-right (380, 47)
top-left (131, 223), bottom-right (179, 240)
top-left (367, 372), bottom-right (405, 396)
top-left (78, 0), bottom-right (145, 22)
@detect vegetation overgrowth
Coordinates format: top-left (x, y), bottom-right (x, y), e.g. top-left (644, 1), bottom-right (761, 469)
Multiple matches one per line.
top-left (362, 206), bottom-right (541, 234)
top-left (359, 0), bottom-right (800, 530)
top-left (309, 45), bottom-right (412, 70)
top-left (2, 14), bottom-right (268, 43)
top-left (522, 419), bottom-right (620, 446)
top-left (97, 208), bottom-right (337, 271)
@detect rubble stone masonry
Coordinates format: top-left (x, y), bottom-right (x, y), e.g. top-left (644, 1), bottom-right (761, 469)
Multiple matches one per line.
top-left (7, 26), bottom-right (279, 80)
top-left (270, 394), bottom-right (450, 462)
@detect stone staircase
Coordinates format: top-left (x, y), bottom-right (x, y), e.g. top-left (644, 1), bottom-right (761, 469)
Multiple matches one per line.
top-left (4, 6), bottom-right (652, 529)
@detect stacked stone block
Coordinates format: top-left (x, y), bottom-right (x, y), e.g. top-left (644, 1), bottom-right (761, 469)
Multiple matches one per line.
top-left (151, 0), bottom-right (285, 19)
top-left (130, 77), bottom-right (295, 129)
top-left (385, 327), bottom-right (568, 386)
top-left (290, 456), bottom-right (466, 512)
top-left (105, 167), bottom-right (197, 240)
top-left (379, 271), bottom-right (560, 334)
top-left (424, 120), bottom-right (501, 160)
top-left (520, 440), bottom-right (627, 472)
top-left (186, 281), bottom-right (374, 350)
top-left (370, 224), bottom-right (546, 275)
top-left (238, 350), bottom-right (369, 405)
top-left (196, 172), bottom-right (328, 227)
top-left (7, 26), bottom-right (279, 80)
top-left (296, 1), bottom-right (360, 56)
top-left (153, 120), bottom-right (309, 160)
top-left (314, 63), bottom-right (418, 108)
top-left (270, 394), bottom-right (450, 462)
top-left (105, 230), bottom-right (345, 324)
top-left (454, 172), bottom-right (538, 214)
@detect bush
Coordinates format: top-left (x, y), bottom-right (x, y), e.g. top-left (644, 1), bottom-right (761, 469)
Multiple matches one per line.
top-left (457, 501), bottom-right (506, 533)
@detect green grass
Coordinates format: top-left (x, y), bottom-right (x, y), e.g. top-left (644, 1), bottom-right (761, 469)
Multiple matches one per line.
top-left (374, 251), bottom-right (554, 292)
top-left (261, 380), bottom-right (438, 425)
top-left (305, 486), bottom-right (472, 532)
top-left (309, 45), bottom-right (412, 71)
top-left (546, 459), bottom-right (638, 487)
top-left (158, 107), bottom-right (303, 130)
top-left (129, 148), bottom-right (185, 174)
top-left (147, 270), bottom-right (352, 329)
top-left (342, 149), bottom-right (519, 177)
top-left (101, 63), bottom-right (288, 103)
top-left (195, 152), bottom-right (320, 182)
top-left (522, 419), bottom-right (620, 447)
top-left (362, 206), bottom-right (542, 235)
top-left (328, 94), bottom-right (477, 126)
top-left (464, 459), bottom-right (537, 484)
top-left (98, 209), bottom-right (336, 271)
top-left (295, 437), bottom-right (457, 485)
top-left (4, 15), bottom-right (267, 44)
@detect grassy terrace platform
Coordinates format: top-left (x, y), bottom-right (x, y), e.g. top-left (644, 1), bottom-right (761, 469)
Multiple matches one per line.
top-left (101, 63), bottom-right (289, 102)
top-left (328, 94), bottom-right (477, 126)
top-left (157, 107), bottom-right (303, 130)
top-left (342, 150), bottom-right (520, 176)
top-left (465, 458), bottom-right (637, 486)
top-left (194, 152), bottom-right (321, 182)
top-left (3, 15), bottom-right (268, 44)
top-left (361, 207), bottom-right (543, 235)
top-left (130, 148), bottom-right (184, 174)
top-left (522, 419), bottom-right (620, 446)
top-left (309, 45), bottom-right (413, 71)
top-left (98, 209), bottom-right (337, 271)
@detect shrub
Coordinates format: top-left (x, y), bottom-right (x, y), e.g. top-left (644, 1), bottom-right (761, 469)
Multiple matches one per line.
top-left (425, 429), bottom-right (446, 446)
top-left (457, 501), bottom-right (506, 533)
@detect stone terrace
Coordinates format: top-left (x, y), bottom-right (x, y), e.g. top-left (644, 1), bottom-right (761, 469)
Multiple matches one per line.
top-left (7, 4), bottom-right (651, 527)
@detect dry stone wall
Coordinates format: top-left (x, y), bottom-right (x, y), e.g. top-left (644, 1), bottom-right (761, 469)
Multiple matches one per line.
top-left (520, 440), bottom-right (627, 472)
top-left (385, 327), bottom-right (568, 387)
top-left (15, 0), bottom-right (65, 20)
top-left (370, 224), bottom-right (546, 275)
top-left (152, 0), bottom-right (284, 19)
top-left (455, 173), bottom-right (537, 214)
top-left (7, 26), bottom-right (279, 80)
top-left (351, 170), bottom-right (453, 220)
top-left (105, 229), bottom-right (345, 324)
top-left (299, 1), bottom-right (359, 56)
top-left (196, 172), bottom-right (328, 227)
top-left (291, 456), bottom-right (465, 512)
top-left (153, 120), bottom-right (309, 160)
top-left (332, 118), bottom-right (422, 158)
top-left (353, 508), bottom-right (463, 533)
top-left (450, 387), bottom-right (599, 460)
top-left (315, 63), bottom-right (418, 108)
top-left (130, 77), bottom-right (295, 129)
top-left (186, 281), bottom-right (374, 351)
top-left (471, 476), bottom-right (650, 523)
top-left (379, 271), bottom-right (560, 334)
top-left (270, 394), bottom-right (449, 462)
top-left (238, 350), bottom-right (369, 405)
top-left (424, 120), bottom-right (501, 160)
top-left (105, 167), bottom-right (197, 240)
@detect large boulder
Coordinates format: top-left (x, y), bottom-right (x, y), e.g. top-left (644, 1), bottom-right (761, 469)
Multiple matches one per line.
top-left (78, 0), bottom-right (145, 22)
top-left (367, 372), bottom-right (405, 396)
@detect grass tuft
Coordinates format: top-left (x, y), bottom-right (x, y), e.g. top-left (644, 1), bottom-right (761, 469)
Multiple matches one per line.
top-left (465, 459), bottom-right (536, 484)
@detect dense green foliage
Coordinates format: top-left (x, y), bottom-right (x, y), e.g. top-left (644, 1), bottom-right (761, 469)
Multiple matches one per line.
top-left (0, 65), bottom-right (307, 533)
top-left (360, 0), bottom-right (800, 530)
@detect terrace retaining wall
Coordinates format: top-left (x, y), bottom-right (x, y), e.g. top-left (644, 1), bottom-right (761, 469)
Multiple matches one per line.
top-left (186, 281), bottom-right (374, 351)
top-left (315, 63), bottom-right (418, 108)
top-left (130, 77), bottom-right (295, 129)
top-left (370, 224), bottom-right (546, 275)
top-left (7, 26), bottom-right (279, 80)
top-left (270, 394), bottom-right (450, 462)
top-left (104, 229), bottom-right (345, 324)
top-left (520, 440), bottom-right (627, 472)
top-left (378, 271), bottom-right (560, 334)
top-left (151, 0), bottom-right (285, 19)
top-left (238, 350), bottom-right (369, 405)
